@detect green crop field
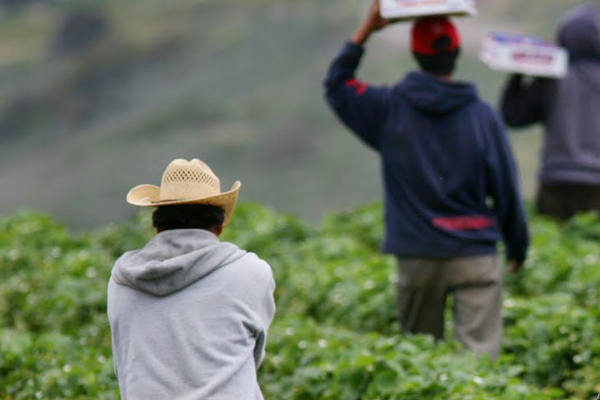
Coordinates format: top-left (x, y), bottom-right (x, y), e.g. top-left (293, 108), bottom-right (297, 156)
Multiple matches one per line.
top-left (1, 204), bottom-right (600, 399)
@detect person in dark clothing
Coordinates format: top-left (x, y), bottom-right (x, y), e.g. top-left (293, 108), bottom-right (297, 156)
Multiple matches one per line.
top-left (324, 1), bottom-right (529, 359)
top-left (501, 2), bottom-right (600, 221)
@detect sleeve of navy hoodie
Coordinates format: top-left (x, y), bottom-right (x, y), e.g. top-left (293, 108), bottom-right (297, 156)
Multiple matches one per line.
top-left (323, 42), bottom-right (391, 150)
top-left (486, 112), bottom-right (530, 262)
top-left (500, 75), bottom-right (552, 127)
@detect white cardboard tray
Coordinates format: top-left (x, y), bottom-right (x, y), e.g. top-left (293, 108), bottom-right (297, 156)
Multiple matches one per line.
top-left (379, 0), bottom-right (476, 20)
top-left (480, 32), bottom-right (569, 78)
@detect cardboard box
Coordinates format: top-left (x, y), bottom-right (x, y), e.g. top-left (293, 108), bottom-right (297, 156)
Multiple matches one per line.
top-left (480, 32), bottom-right (569, 78)
top-left (379, 0), bottom-right (476, 20)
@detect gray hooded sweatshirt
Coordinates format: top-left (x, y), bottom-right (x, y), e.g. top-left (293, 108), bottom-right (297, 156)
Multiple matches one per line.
top-left (107, 229), bottom-right (275, 400)
top-left (501, 2), bottom-right (600, 185)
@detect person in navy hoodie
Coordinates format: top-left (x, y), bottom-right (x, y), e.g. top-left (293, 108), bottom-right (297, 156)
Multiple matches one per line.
top-left (324, 1), bottom-right (529, 359)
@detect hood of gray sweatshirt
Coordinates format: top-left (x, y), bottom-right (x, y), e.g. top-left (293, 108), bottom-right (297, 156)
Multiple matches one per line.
top-left (107, 229), bottom-right (275, 400)
top-left (557, 2), bottom-right (600, 61)
top-left (112, 229), bottom-right (246, 296)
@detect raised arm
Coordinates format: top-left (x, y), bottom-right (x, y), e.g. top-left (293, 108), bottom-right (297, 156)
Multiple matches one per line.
top-left (500, 74), bottom-right (551, 127)
top-left (350, 0), bottom-right (391, 46)
top-left (323, 0), bottom-right (393, 150)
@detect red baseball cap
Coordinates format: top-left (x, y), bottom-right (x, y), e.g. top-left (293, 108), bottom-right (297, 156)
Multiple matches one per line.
top-left (411, 17), bottom-right (460, 55)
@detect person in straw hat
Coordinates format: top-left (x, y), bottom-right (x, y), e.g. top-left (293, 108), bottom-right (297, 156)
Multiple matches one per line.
top-left (323, 1), bottom-right (529, 359)
top-left (107, 158), bottom-right (275, 400)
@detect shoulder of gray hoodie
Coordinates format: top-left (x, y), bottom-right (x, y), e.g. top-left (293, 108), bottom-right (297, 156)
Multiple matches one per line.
top-left (109, 229), bottom-right (276, 366)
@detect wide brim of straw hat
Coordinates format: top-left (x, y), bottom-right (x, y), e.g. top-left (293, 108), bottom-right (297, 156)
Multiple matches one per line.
top-left (126, 181), bottom-right (241, 225)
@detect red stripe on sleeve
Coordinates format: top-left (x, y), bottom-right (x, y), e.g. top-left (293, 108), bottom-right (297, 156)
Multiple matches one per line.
top-left (345, 78), bottom-right (369, 96)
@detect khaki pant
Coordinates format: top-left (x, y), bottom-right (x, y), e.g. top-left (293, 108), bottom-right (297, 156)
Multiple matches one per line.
top-left (397, 254), bottom-right (502, 360)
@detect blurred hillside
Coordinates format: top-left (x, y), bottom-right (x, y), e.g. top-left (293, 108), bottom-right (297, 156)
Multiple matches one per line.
top-left (0, 0), bottom-right (590, 228)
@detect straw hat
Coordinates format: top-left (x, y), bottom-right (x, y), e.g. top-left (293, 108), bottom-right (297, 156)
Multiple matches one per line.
top-left (126, 159), bottom-right (241, 225)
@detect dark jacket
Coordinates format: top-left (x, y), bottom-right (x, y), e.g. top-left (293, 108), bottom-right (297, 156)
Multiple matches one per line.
top-left (501, 2), bottom-right (600, 186)
top-left (324, 42), bottom-right (529, 262)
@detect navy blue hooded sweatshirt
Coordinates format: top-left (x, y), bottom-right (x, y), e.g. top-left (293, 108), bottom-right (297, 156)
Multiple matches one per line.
top-left (324, 42), bottom-right (529, 262)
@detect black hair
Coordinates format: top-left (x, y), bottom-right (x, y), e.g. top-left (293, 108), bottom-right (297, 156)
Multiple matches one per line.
top-left (152, 204), bottom-right (225, 232)
top-left (413, 36), bottom-right (460, 76)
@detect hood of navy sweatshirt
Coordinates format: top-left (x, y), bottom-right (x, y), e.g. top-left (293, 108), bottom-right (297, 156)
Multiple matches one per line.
top-left (397, 71), bottom-right (478, 116)
top-left (112, 229), bottom-right (246, 296)
top-left (557, 2), bottom-right (600, 61)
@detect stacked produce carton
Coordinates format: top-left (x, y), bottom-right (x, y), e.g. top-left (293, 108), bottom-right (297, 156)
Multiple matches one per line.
top-left (480, 32), bottom-right (569, 78)
top-left (379, 0), bottom-right (476, 20)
